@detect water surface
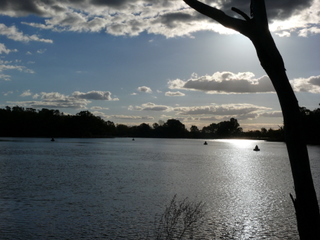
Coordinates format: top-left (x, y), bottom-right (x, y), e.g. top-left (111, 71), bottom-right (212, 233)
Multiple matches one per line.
top-left (0, 138), bottom-right (319, 239)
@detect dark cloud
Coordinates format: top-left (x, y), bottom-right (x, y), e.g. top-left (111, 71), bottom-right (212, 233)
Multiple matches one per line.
top-left (265, 0), bottom-right (314, 20)
top-left (168, 72), bottom-right (275, 94)
top-left (206, 0), bottom-right (314, 20)
top-left (309, 76), bottom-right (320, 86)
top-left (0, 0), bottom-right (45, 16)
top-left (0, 0), bottom-right (317, 37)
top-left (137, 86), bottom-right (152, 93)
top-left (2, 0), bottom-right (313, 20)
top-left (72, 91), bottom-right (114, 100)
top-left (91, 0), bottom-right (129, 8)
top-left (157, 12), bottom-right (193, 29)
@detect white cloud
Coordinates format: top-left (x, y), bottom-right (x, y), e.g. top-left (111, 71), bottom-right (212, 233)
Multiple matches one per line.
top-left (8, 90), bottom-right (118, 109)
top-left (291, 75), bottom-right (320, 93)
top-left (270, 0), bottom-right (320, 37)
top-left (137, 86), bottom-right (152, 93)
top-left (0, 73), bottom-right (12, 81)
top-left (72, 90), bottom-right (118, 100)
top-left (174, 103), bottom-right (270, 117)
top-left (165, 91), bottom-right (185, 97)
top-left (0, 23), bottom-right (53, 43)
top-left (36, 49), bottom-right (47, 54)
top-left (168, 73), bottom-right (320, 94)
top-left (111, 115), bottom-right (154, 120)
top-left (36, 92), bottom-right (90, 108)
top-left (0, 43), bottom-right (17, 54)
top-left (91, 106), bottom-right (109, 110)
top-left (260, 111), bottom-right (283, 118)
top-left (129, 102), bottom-right (172, 112)
top-left (0, 62), bottom-right (35, 81)
top-left (91, 111), bottom-right (110, 119)
top-left (3, 91), bottom-right (13, 96)
top-left (20, 89), bottom-right (32, 97)
top-left (168, 72), bottom-right (275, 94)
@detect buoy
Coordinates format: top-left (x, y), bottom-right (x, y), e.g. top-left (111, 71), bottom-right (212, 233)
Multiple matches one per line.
top-left (253, 145), bottom-right (260, 151)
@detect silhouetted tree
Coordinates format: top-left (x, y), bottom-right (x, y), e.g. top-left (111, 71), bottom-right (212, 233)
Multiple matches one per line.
top-left (105, 120), bottom-right (116, 137)
top-left (190, 125), bottom-right (201, 138)
top-left (216, 118), bottom-right (242, 137)
top-left (201, 123), bottom-right (218, 138)
top-left (116, 124), bottom-right (130, 137)
top-left (134, 123), bottom-right (153, 137)
top-left (300, 106), bottom-right (320, 144)
top-left (163, 119), bottom-right (188, 138)
top-left (183, 0), bottom-right (320, 238)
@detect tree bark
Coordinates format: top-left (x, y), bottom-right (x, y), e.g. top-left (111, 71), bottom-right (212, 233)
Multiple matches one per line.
top-left (183, 0), bottom-right (320, 239)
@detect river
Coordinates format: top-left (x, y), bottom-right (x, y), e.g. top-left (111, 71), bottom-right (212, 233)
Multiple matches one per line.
top-left (0, 138), bottom-right (319, 239)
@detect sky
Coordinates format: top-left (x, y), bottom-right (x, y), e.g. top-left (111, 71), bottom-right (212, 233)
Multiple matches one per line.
top-left (0, 0), bottom-right (319, 131)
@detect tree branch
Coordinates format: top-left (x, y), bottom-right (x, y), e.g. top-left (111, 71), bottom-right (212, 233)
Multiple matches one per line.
top-left (231, 7), bottom-right (251, 22)
top-left (183, 0), bottom-right (250, 35)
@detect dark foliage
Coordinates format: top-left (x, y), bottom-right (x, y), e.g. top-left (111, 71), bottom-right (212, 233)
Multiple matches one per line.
top-left (0, 105), bottom-right (318, 143)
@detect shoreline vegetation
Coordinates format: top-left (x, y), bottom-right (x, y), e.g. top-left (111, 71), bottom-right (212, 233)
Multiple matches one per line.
top-left (0, 105), bottom-right (319, 144)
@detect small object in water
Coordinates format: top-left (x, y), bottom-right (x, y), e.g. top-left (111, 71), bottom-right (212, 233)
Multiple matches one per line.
top-left (132, 138), bottom-right (135, 141)
top-left (204, 141), bottom-right (208, 145)
top-left (51, 138), bottom-right (55, 142)
top-left (253, 145), bottom-right (260, 151)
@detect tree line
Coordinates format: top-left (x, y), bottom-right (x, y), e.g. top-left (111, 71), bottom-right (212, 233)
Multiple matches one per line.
top-left (0, 105), bottom-right (319, 143)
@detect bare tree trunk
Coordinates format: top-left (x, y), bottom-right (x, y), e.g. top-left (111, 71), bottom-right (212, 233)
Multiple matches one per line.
top-left (183, 0), bottom-right (320, 238)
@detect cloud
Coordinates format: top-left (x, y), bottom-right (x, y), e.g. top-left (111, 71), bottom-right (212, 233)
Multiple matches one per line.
top-left (0, 43), bottom-right (17, 54)
top-left (36, 49), bottom-right (47, 54)
top-left (0, 0), bottom-right (317, 38)
top-left (3, 91), bottom-right (13, 96)
top-left (91, 106), bottom-right (109, 110)
top-left (291, 75), bottom-right (320, 93)
top-left (91, 111), bottom-right (109, 119)
top-left (35, 92), bottom-right (90, 108)
top-left (168, 72), bottom-right (275, 94)
top-left (137, 86), bottom-right (152, 93)
top-left (174, 103), bottom-right (270, 116)
top-left (0, 23), bottom-right (53, 43)
top-left (0, 0), bottom-right (45, 17)
top-left (260, 111), bottom-right (283, 118)
top-left (111, 115), bottom-right (154, 120)
top-left (8, 90), bottom-right (117, 109)
top-left (129, 102), bottom-right (172, 112)
top-left (172, 103), bottom-right (280, 122)
top-left (165, 91), bottom-right (185, 97)
top-left (168, 73), bottom-right (320, 94)
top-left (0, 61), bottom-right (35, 81)
top-left (212, 0), bottom-right (314, 20)
top-left (20, 89), bottom-right (32, 97)
top-left (72, 90), bottom-right (118, 100)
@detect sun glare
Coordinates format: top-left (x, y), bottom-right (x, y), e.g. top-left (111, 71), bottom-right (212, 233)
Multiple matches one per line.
top-left (216, 139), bottom-right (260, 149)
